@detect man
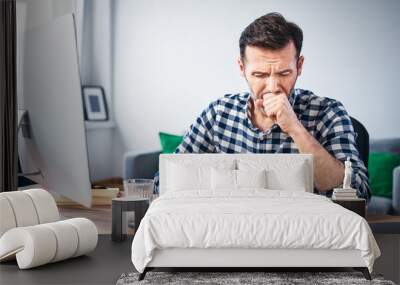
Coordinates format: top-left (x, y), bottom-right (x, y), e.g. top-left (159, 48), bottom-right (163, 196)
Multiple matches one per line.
top-left (155, 12), bottom-right (369, 199)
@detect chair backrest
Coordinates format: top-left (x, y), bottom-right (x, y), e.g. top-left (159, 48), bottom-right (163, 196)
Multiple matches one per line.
top-left (350, 116), bottom-right (369, 168)
top-left (130, 151), bottom-right (161, 179)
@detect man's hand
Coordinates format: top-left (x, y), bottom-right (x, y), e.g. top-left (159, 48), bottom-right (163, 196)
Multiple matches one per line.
top-left (255, 92), bottom-right (345, 191)
top-left (254, 92), bottom-right (302, 135)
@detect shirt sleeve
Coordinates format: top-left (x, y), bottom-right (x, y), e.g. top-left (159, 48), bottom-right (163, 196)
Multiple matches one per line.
top-left (317, 100), bottom-right (371, 200)
top-left (153, 101), bottom-right (218, 194)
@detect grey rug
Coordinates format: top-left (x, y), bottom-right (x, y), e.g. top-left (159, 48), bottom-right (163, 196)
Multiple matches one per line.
top-left (116, 271), bottom-right (396, 285)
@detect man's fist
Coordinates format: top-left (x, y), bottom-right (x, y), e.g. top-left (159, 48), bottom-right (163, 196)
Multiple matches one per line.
top-left (255, 92), bottom-right (302, 135)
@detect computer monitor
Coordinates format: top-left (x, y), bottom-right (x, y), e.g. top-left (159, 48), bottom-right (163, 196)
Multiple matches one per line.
top-left (18, 14), bottom-right (92, 207)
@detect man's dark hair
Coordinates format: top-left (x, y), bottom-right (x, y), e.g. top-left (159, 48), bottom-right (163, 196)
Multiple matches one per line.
top-left (239, 12), bottom-right (303, 59)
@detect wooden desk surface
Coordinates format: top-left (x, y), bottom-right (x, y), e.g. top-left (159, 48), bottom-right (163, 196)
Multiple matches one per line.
top-left (367, 215), bottom-right (400, 224)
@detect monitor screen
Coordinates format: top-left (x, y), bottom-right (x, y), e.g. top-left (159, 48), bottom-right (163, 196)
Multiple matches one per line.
top-left (18, 14), bottom-right (92, 207)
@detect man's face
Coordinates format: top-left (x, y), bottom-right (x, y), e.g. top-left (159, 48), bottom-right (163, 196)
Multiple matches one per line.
top-left (238, 41), bottom-right (304, 100)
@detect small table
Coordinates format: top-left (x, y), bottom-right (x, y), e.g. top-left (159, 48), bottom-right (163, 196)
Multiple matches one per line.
top-left (112, 197), bottom-right (149, 242)
top-left (331, 198), bottom-right (366, 217)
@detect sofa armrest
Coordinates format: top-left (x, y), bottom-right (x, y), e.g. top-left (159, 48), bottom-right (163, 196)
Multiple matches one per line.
top-left (123, 150), bottom-right (161, 180)
top-left (392, 165), bottom-right (400, 214)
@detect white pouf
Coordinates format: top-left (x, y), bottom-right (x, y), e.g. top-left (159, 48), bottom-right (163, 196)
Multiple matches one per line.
top-left (0, 196), bottom-right (17, 237)
top-left (64, 218), bottom-right (98, 257)
top-left (1, 191), bottom-right (39, 227)
top-left (0, 225), bottom-right (57, 269)
top-left (24, 189), bottom-right (60, 223)
top-left (42, 220), bottom-right (79, 262)
top-left (0, 189), bottom-right (98, 269)
top-left (0, 218), bottom-right (98, 269)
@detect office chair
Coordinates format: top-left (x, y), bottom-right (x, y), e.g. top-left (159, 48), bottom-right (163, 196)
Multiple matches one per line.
top-left (350, 116), bottom-right (369, 168)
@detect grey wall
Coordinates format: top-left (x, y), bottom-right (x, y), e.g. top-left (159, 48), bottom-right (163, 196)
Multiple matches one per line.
top-left (114, 0), bottom-right (400, 156)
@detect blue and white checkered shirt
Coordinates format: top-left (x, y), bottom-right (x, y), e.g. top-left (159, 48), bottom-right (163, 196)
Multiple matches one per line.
top-left (155, 88), bottom-right (370, 199)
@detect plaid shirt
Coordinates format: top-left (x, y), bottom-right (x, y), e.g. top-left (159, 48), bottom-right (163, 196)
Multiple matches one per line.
top-left (155, 88), bottom-right (370, 199)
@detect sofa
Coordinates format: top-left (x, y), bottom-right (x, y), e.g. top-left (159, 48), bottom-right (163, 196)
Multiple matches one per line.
top-left (123, 138), bottom-right (400, 215)
top-left (367, 138), bottom-right (400, 215)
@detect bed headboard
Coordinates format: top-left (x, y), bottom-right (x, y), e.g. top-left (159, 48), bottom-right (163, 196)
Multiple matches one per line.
top-left (159, 154), bottom-right (314, 195)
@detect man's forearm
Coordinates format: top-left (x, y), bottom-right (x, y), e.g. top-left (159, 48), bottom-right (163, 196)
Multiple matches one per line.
top-left (289, 125), bottom-right (344, 192)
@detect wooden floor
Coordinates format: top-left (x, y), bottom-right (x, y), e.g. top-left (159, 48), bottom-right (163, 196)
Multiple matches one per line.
top-left (59, 205), bottom-right (112, 234)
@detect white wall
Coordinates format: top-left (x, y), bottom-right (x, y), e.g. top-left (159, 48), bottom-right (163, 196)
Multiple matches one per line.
top-left (78, 0), bottom-right (122, 181)
top-left (114, 0), bottom-right (400, 156)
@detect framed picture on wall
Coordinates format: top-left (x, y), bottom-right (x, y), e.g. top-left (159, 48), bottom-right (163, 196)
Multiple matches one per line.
top-left (82, 86), bottom-right (108, 121)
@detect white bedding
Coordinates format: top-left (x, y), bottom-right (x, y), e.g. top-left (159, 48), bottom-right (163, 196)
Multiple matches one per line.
top-left (131, 190), bottom-right (380, 273)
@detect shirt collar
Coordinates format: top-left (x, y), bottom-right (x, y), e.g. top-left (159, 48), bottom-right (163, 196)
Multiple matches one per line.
top-left (288, 89), bottom-right (298, 106)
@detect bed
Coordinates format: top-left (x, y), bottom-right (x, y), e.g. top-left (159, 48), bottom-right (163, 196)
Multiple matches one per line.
top-left (131, 154), bottom-right (380, 280)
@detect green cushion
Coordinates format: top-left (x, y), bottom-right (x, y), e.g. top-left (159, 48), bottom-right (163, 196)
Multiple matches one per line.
top-left (368, 152), bottom-right (400, 199)
top-left (159, 132), bottom-right (183, 154)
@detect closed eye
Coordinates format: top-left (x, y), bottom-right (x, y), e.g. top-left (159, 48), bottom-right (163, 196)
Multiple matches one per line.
top-left (279, 71), bottom-right (291, 76)
top-left (252, 72), bottom-right (268, 78)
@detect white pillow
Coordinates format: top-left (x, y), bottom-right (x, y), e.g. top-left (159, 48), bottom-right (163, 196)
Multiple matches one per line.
top-left (238, 159), bottom-right (308, 191)
top-left (211, 168), bottom-right (267, 190)
top-left (267, 163), bottom-right (307, 192)
top-left (236, 169), bottom-right (267, 189)
top-left (167, 162), bottom-right (209, 191)
top-left (166, 160), bottom-right (235, 191)
top-left (210, 168), bottom-right (236, 190)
